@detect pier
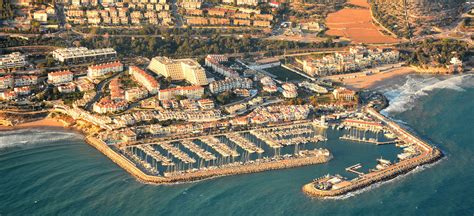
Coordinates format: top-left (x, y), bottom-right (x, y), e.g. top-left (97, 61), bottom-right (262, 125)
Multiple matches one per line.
top-left (180, 140), bottom-right (217, 162)
top-left (339, 135), bottom-right (399, 145)
top-left (225, 133), bottom-right (264, 154)
top-left (135, 145), bottom-right (174, 166)
top-left (158, 142), bottom-right (196, 164)
top-left (345, 163), bottom-right (364, 176)
top-left (199, 137), bottom-right (240, 158)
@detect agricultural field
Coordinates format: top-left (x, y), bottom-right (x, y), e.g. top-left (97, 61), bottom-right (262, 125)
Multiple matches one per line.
top-left (325, 0), bottom-right (399, 44)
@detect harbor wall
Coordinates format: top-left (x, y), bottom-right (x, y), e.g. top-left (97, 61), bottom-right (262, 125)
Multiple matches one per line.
top-left (302, 149), bottom-right (442, 197)
top-left (86, 136), bottom-right (332, 184)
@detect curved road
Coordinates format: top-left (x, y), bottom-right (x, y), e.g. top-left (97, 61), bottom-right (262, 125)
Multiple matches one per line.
top-left (84, 71), bottom-right (124, 111)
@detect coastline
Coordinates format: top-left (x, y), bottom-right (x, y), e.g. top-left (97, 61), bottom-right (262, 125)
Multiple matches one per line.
top-left (0, 118), bottom-right (69, 131)
top-left (329, 66), bottom-right (415, 90)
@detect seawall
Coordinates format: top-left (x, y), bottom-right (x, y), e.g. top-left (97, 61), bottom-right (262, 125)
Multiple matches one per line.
top-left (86, 136), bottom-right (332, 184)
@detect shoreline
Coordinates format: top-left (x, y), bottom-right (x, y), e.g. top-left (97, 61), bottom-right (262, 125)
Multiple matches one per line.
top-left (327, 66), bottom-right (415, 90)
top-left (0, 118), bottom-right (69, 131)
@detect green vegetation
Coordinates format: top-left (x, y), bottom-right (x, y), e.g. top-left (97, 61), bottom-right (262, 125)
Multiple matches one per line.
top-left (398, 39), bottom-right (471, 66)
top-left (80, 33), bottom-right (342, 58)
top-left (174, 95), bottom-right (188, 101)
top-left (216, 90), bottom-right (235, 104)
top-left (63, 92), bottom-right (85, 106)
top-left (0, 0), bottom-right (14, 20)
top-left (121, 75), bottom-right (139, 89)
top-left (371, 2), bottom-right (410, 38)
top-left (79, 26), bottom-right (265, 36)
top-left (0, 37), bottom-right (68, 49)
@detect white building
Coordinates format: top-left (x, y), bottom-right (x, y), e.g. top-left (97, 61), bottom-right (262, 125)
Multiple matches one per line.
top-left (129, 66), bottom-right (160, 94)
top-left (33, 10), bottom-right (48, 23)
top-left (0, 52), bottom-right (27, 70)
top-left (52, 47), bottom-right (117, 64)
top-left (48, 70), bottom-right (74, 85)
top-left (148, 56), bottom-right (208, 85)
top-left (205, 55), bottom-right (239, 78)
top-left (87, 61), bottom-right (123, 78)
top-left (158, 85), bottom-right (204, 100)
top-left (208, 77), bottom-right (252, 94)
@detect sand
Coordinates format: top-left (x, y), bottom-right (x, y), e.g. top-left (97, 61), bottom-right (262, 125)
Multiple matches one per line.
top-left (325, 0), bottom-right (399, 44)
top-left (0, 118), bottom-right (67, 131)
top-left (327, 67), bottom-right (415, 90)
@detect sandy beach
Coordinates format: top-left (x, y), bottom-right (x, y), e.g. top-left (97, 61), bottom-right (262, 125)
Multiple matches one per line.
top-left (0, 118), bottom-right (67, 131)
top-left (327, 67), bottom-right (415, 90)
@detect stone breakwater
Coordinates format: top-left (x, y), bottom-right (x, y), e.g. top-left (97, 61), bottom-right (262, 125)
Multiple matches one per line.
top-left (302, 149), bottom-right (442, 198)
top-left (302, 108), bottom-right (443, 198)
top-left (85, 136), bottom-right (332, 184)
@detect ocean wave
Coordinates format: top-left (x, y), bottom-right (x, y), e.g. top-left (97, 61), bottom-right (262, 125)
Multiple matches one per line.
top-left (0, 129), bottom-right (81, 150)
top-left (382, 74), bottom-right (474, 114)
top-left (321, 156), bottom-right (447, 200)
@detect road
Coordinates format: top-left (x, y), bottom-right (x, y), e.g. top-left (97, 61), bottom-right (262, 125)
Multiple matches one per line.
top-left (84, 71), bottom-right (124, 111)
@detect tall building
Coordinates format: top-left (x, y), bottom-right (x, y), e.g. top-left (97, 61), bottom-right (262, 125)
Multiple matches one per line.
top-left (148, 57), bottom-right (208, 85)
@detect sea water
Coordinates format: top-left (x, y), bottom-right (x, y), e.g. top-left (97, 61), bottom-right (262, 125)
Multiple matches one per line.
top-left (1, 74), bottom-right (473, 215)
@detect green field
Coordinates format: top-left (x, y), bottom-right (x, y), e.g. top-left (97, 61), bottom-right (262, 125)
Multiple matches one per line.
top-left (264, 66), bottom-right (307, 81)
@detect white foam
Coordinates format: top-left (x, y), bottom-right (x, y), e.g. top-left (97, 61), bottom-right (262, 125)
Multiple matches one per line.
top-left (382, 74), bottom-right (474, 114)
top-left (320, 156), bottom-right (447, 200)
top-left (0, 129), bottom-right (81, 150)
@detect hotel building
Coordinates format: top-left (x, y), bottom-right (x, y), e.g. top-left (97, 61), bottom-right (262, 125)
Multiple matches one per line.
top-left (148, 57), bottom-right (208, 85)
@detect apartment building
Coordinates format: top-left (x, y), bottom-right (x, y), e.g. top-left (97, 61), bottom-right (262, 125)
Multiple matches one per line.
top-left (52, 47), bottom-right (117, 64)
top-left (48, 70), bottom-right (74, 85)
top-left (87, 61), bottom-right (123, 78)
top-left (129, 66), bottom-right (160, 94)
top-left (158, 85), bottom-right (204, 100)
top-left (0, 52), bottom-right (27, 70)
top-left (208, 77), bottom-right (252, 94)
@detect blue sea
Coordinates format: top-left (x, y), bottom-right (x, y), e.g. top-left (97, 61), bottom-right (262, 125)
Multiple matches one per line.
top-left (1, 74), bottom-right (473, 215)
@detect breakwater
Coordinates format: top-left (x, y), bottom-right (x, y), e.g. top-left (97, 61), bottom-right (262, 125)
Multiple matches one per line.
top-left (85, 136), bottom-right (332, 184)
top-left (302, 108), bottom-right (443, 198)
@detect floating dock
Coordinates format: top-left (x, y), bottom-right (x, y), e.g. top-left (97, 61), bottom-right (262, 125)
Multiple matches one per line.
top-left (225, 133), bottom-right (264, 154)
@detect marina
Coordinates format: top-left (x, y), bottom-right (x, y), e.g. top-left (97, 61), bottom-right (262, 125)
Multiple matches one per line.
top-left (82, 119), bottom-right (335, 183)
top-left (180, 140), bottom-right (218, 162)
top-left (302, 107), bottom-right (443, 198)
